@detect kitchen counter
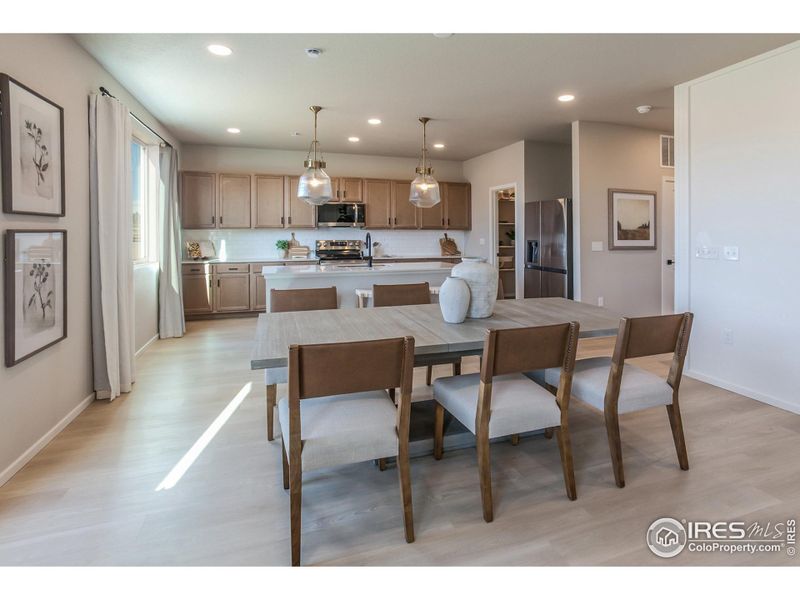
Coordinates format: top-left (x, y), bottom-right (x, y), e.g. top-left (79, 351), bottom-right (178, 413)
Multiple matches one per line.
top-left (261, 261), bottom-right (454, 278)
top-left (182, 254), bottom-right (460, 265)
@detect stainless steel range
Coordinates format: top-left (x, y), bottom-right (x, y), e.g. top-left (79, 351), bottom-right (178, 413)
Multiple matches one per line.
top-left (315, 240), bottom-right (367, 265)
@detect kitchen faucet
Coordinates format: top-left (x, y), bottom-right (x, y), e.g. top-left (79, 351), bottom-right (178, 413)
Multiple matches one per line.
top-left (365, 232), bottom-right (373, 268)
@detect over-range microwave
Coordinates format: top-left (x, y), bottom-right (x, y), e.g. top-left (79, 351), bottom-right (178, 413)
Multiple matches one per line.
top-left (317, 202), bottom-right (366, 228)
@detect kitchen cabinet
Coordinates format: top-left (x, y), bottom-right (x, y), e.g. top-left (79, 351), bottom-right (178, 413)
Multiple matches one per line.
top-left (444, 182), bottom-right (471, 230)
top-left (181, 172), bottom-right (217, 229)
top-left (419, 194), bottom-right (446, 229)
top-left (253, 175), bottom-right (285, 228)
top-left (250, 273), bottom-right (267, 312)
top-left (364, 179), bottom-right (392, 229)
top-left (332, 177), bottom-right (363, 203)
top-left (182, 264), bottom-right (214, 314)
top-left (218, 174), bottom-right (251, 228)
top-left (391, 181), bottom-right (419, 229)
top-left (287, 176), bottom-right (317, 228)
top-left (215, 271), bottom-right (251, 312)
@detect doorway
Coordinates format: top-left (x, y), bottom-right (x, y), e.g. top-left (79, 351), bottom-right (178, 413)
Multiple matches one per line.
top-left (661, 176), bottom-right (675, 314)
top-left (494, 187), bottom-right (517, 299)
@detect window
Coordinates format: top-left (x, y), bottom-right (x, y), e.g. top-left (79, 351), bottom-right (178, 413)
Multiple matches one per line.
top-left (131, 138), bottom-right (158, 263)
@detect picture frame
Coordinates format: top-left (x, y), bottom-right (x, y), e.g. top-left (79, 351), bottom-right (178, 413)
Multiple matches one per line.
top-left (4, 229), bottom-right (67, 367)
top-left (1, 74), bottom-right (66, 216)
top-left (608, 189), bottom-right (657, 250)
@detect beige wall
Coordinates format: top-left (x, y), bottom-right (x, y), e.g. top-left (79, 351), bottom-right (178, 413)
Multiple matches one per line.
top-left (523, 141), bottom-right (571, 204)
top-left (572, 121), bottom-right (671, 315)
top-left (0, 34), bottom-right (179, 485)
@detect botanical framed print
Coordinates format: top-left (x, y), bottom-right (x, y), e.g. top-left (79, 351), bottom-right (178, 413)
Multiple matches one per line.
top-left (0, 74), bottom-right (65, 216)
top-left (608, 189), bottom-right (657, 250)
top-left (4, 230), bottom-right (67, 367)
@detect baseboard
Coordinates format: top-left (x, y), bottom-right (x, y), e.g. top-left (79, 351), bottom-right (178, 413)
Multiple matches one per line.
top-left (685, 369), bottom-right (800, 416)
top-left (135, 334), bottom-right (159, 357)
top-left (0, 392), bottom-right (95, 487)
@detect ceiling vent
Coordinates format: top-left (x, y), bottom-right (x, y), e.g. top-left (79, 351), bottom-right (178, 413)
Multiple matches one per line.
top-left (660, 135), bottom-right (675, 168)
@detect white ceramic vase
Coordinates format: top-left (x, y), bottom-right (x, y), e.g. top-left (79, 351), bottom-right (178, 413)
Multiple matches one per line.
top-left (439, 277), bottom-right (470, 324)
top-left (452, 257), bottom-right (498, 318)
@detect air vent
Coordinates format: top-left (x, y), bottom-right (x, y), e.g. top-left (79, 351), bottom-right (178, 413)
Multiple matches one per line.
top-left (660, 135), bottom-right (675, 168)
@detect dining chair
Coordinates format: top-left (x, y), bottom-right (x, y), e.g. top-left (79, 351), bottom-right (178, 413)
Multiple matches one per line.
top-left (433, 322), bottom-right (580, 522)
top-left (264, 286), bottom-right (338, 442)
top-left (280, 335), bottom-right (416, 566)
top-left (373, 282), bottom-right (462, 386)
top-left (536, 312), bottom-right (693, 488)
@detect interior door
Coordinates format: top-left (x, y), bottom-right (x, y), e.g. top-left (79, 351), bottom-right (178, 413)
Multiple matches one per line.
top-left (661, 178), bottom-right (675, 314)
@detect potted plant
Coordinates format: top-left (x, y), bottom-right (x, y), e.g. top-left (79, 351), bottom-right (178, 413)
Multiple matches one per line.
top-left (276, 239), bottom-right (290, 259)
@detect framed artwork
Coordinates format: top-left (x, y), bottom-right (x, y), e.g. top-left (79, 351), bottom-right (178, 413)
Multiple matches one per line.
top-left (608, 189), bottom-right (657, 250)
top-left (4, 230), bottom-right (67, 367)
top-left (0, 74), bottom-right (65, 216)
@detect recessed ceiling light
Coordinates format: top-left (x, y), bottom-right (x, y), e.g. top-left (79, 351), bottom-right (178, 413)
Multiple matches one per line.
top-left (433, 34), bottom-right (454, 39)
top-left (348, 136), bottom-right (360, 142)
top-left (636, 105), bottom-right (653, 114)
top-left (433, 143), bottom-right (445, 149)
top-left (207, 44), bottom-right (232, 56)
top-left (305, 48), bottom-right (323, 59)
top-left (226, 127), bottom-right (240, 134)
top-left (367, 118), bottom-right (382, 125)
top-left (558, 94), bottom-right (575, 102)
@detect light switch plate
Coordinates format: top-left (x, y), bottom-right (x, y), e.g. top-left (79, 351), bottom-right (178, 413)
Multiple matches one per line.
top-left (479, 238), bottom-right (485, 246)
top-left (696, 246), bottom-right (719, 259)
top-left (591, 241), bottom-right (603, 252)
top-left (723, 246), bottom-right (739, 261)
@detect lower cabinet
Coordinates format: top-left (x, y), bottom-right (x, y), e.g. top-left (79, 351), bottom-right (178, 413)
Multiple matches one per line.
top-left (215, 273), bottom-right (251, 312)
top-left (183, 272), bottom-right (214, 315)
top-left (250, 272), bottom-right (267, 312)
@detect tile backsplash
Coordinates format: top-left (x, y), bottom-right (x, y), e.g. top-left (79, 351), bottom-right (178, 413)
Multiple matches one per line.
top-left (182, 228), bottom-right (466, 260)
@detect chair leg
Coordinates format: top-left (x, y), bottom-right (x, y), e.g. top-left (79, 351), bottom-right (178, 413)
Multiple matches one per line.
top-left (666, 404), bottom-right (690, 471)
top-left (378, 458), bottom-right (387, 471)
top-left (555, 425), bottom-right (577, 500)
top-left (476, 431), bottom-right (493, 523)
top-left (543, 427), bottom-right (554, 439)
top-left (388, 388), bottom-right (396, 403)
top-left (453, 359), bottom-right (461, 376)
top-left (397, 447), bottom-right (415, 543)
top-left (281, 439), bottom-right (289, 490)
top-left (510, 434), bottom-right (520, 446)
top-left (433, 402), bottom-right (445, 460)
top-left (266, 383), bottom-right (277, 442)
top-left (289, 460), bottom-right (302, 566)
top-left (604, 409), bottom-right (625, 488)
top-left (426, 365), bottom-right (433, 386)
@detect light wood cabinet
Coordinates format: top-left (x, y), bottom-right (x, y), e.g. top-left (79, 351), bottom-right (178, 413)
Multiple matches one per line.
top-left (181, 172), bottom-right (217, 229)
top-left (419, 194), bottom-right (446, 229)
top-left (218, 174), bottom-right (251, 228)
top-left (331, 178), bottom-right (363, 203)
top-left (287, 176), bottom-right (317, 228)
top-left (215, 272), bottom-right (250, 312)
top-left (253, 175), bottom-right (285, 228)
top-left (391, 181), bottom-right (419, 229)
top-left (250, 273), bottom-right (267, 312)
top-left (444, 182), bottom-right (471, 230)
top-left (182, 273), bottom-right (214, 314)
top-left (364, 179), bottom-right (392, 229)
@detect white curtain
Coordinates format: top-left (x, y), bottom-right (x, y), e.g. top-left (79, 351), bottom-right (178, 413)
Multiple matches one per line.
top-left (89, 93), bottom-right (135, 401)
top-left (158, 146), bottom-right (185, 338)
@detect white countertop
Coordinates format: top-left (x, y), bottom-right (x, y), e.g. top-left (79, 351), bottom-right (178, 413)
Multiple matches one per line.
top-left (183, 254), bottom-right (460, 265)
top-left (261, 261), bottom-right (454, 278)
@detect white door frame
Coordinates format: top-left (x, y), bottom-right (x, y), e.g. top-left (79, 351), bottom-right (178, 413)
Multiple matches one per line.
top-left (661, 175), bottom-right (676, 314)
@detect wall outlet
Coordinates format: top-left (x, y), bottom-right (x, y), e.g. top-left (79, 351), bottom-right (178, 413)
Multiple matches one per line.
top-left (479, 238), bottom-right (485, 246)
top-left (597, 296), bottom-right (604, 307)
top-left (696, 246), bottom-right (719, 259)
top-left (723, 246), bottom-right (739, 261)
top-left (591, 241), bottom-right (603, 252)
top-left (722, 328), bottom-right (734, 345)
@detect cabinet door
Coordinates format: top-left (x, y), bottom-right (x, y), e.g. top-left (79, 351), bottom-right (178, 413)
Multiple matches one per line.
top-left (183, 274), bottom-right (214, 314)
top-left (444, 182), bottom-right (471, 230)
top-left (181, 172), bottom-right (216, 229)
top-left (286, 176), bottom-right (317, 228)
top-left (218, 174), bottom-right (251, 228)
top-left (253, 175), bottom-right (285, 228)
top-left (215, 274), bottom-right (250, 312)
top-left (419, 193), bottom-right (445, 229)
top-left (364, 179), bottom-right (392, 229)
top-left (250, 273), bottom-right (267, 312)
top-left (391, 181), bottom-right (419, 229)
top-left (340, 178), bottom-right (363, 203)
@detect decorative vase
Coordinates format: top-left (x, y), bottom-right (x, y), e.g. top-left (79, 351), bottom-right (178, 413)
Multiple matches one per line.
top-left (452, 257), bottom-right (498, 318)
top-left (439, 277), bottom-right (470, 324)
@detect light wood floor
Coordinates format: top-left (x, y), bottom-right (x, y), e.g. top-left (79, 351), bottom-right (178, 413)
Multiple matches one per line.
top-left (1, 317), bottom-right (798, 566)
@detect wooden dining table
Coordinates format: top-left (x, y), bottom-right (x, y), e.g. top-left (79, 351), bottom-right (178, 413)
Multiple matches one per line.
top-left (250, 297), bottom-right (621, 370)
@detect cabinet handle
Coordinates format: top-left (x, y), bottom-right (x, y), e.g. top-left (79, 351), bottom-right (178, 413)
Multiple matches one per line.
top-left (229, 267), bottom-right (238, 271)
top-left (220, 216), bottom-right (223, 225)
top-left (281, 216), bottom-right (284, 226)
top-left (217, 279), bottom-right (220, 288)
top-left (441, 218), bottom-right (445, 227)
top-left (288, 216), bottom-right (292, 225)
top-left (343, 190), bottom-right (347, 199)
top-left (394, 217), bottom-right (397, 225)
top-left (447, 218), bottom-right (450, 227)
top-left (211, 215), bottom-right (215, 225)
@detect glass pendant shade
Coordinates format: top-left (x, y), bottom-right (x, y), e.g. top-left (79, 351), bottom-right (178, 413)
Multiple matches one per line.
top-left (297, 163), bottom-right (333, 205)
top-left (409, 171), bottom-right (441, 208)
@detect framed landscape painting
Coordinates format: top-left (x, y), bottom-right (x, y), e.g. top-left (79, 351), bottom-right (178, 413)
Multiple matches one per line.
top-left (608, 189), bottom-right (657, 250)
top-left (4, 230), bottom-right (67, 367)
top-left (0, 74), bottom-right (65, 216)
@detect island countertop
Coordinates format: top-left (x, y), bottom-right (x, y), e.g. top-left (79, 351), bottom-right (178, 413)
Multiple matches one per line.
top-left (261, 261), bottom-right (455, 278)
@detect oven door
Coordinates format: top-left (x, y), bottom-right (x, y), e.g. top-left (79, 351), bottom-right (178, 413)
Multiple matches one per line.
top-left (317, 203), bottom-right (366, 227)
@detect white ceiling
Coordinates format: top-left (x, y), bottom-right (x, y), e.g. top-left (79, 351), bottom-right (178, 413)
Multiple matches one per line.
top-left (75, 33), bottom-right (798, 161)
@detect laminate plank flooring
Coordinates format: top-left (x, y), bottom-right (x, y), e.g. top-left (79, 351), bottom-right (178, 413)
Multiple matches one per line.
top-left (1, 317), bottom-right (798, 566)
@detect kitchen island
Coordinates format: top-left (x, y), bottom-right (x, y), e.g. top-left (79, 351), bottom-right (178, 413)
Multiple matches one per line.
top-left (261, 262), bottom-right (454, 309)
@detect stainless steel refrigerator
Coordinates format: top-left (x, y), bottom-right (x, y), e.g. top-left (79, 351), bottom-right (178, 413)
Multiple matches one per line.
top-left (524, 198), bottom-right (573, 299)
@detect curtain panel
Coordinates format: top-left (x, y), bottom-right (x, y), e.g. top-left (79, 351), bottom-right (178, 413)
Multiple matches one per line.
top-left (158, 146), bottom-right (185, 338)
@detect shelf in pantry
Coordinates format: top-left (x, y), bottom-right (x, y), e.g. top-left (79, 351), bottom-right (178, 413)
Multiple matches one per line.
top-left (498, 245), bottom-right (515, 248)
top-left (498, 268), bottom-right (515, 272)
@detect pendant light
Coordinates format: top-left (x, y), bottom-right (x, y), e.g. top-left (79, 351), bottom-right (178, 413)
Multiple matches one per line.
top-left (297, 105), bottom-right (333, 205)
top-left (409, 117), bottom-right (441, 208)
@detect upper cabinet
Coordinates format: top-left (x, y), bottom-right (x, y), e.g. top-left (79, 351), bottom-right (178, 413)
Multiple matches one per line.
top-left (181, 172), bottom-right (217, 229)
top-left (419, 195), bottom-right (446, 229)
top-left (253, 175), bottom-right (285, 228)
top-left (364, 179), bottom-right (392, 229)
top-left (443, 182), bottom-right (471, 230)
top-left (331, 177), bottom-right (363, 203)
top-left (218, 174), bottom-right (252, 228)
top-left (287, 176), bottom-right (317, 228)
top-left (390, 181), bottom-right (419, 229)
